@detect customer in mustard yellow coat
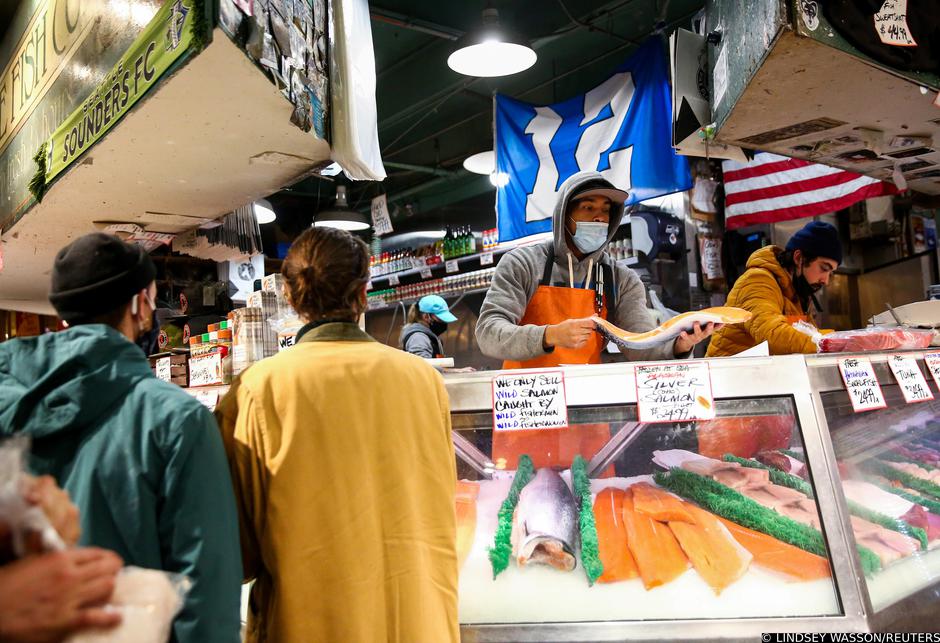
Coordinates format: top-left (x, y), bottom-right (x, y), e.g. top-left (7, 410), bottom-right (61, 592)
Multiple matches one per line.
top-left (707, 221), bottom-right (842, 357)
top-left (216, 227), bottom-right (458, 643)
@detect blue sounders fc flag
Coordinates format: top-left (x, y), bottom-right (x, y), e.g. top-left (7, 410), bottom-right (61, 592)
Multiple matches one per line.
top-left (495, 38), bottom-right (691, 242)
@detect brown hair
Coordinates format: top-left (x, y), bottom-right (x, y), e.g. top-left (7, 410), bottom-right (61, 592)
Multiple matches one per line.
top-left (282, 227), bottom-right (370, 321)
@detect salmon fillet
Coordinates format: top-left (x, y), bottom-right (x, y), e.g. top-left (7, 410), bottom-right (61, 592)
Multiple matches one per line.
top-left (621, 489), bottom-right (689, 589)
top-left (593, 488), bottom-right (639, 583)
top-left (631, 482), bottom-right (695, 523)
top-left (456, 481), bottom-right (480, 570)
top-left (717, 517), bottom-right (831, 580)
top-left (670, 504), bottom-right (752, 594)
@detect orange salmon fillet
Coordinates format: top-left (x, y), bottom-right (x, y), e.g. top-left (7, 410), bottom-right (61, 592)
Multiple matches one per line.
top-left (621, 489), bottom-right (689, 589)
top-left (593, 488), bottom-right (639, 583)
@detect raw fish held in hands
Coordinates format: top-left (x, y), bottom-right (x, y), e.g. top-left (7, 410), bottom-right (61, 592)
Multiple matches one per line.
top-left (593, 307), bottom-right (751, 350)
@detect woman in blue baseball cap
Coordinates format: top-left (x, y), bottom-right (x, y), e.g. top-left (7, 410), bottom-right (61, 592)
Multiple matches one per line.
top-left (399, 295), bottom-right (458, 359)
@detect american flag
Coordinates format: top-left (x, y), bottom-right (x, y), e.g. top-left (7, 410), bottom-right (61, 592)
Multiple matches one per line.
top-left (722, 153), bottom-right (898, 230)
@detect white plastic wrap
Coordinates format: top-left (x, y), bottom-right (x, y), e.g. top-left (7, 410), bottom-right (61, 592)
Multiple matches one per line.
top-left (329, 0), bottom-right (386, 181)
top-left (0, 437), bottom-right (66, 555)
top-left (65, 567), bottom-right (191, 643)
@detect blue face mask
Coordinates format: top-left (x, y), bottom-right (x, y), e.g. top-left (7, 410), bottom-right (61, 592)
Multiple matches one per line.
top-left (570, 221), bottom-right (609, 254)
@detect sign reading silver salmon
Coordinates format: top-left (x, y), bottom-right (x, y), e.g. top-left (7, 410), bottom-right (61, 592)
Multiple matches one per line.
top-left (635, 362), bottom-right (715, 423)
top-left (491, 370), bottom-right (568, 431)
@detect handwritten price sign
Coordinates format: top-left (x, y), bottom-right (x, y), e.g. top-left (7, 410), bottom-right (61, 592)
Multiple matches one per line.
top-left (838, 357), bottom-right (887, 412)
top-left (888, 355), bottom-right (933, 404)
top-left (924, 353), bottom-right (940, 391)
top-left (635, 362), bottom-right (715, 423)
top-left (491, 370), bottom-right (568, 431)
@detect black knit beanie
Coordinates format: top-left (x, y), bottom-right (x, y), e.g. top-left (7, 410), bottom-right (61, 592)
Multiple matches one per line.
top-left (49, 233), bottom-right (157, 324)
top-left (785, 221), bottom-right (843, 265)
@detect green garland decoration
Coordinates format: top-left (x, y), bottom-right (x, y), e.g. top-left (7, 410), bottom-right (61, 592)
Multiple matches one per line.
top-left (654, 468), bottom-right (881, 575)
top-left (487, 455), bottom-right (535, 579)
top-left (723, 454), bottom-right (927, 551)
top-left (781, 449), bottom-right (805, 463)
top-left (871, 479), bottom-right (940, 515)
top-left (880, 451), bottom-right (940, 473)
top-left (571, 455), bottom-right (603, 586)
top-left (27, 142), bottom-right (48, 204)
top-left (865, 460), bottom-right (940, 501)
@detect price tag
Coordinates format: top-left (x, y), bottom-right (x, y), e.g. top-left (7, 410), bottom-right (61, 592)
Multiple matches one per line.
top-left (420, 266), bottom-right (433, 280)
top-left (635, 362), bottom-right (715, 423)
top-left (838, 357), bottom-right (887, 412)
top-left (190, 389), bottom-right (220, 411)
top-left (491, 370), bottom-right (568, 431)
top-left (888, 355), bottom-right (934, 403)
top-left (480, 251), bottom-right (494, 266)
top-left (189, 352), bottom-right (224, 387)
top-left (924, 352), bottom-right (940, 390)
top-left (446, 260), bottom-right (459, 274)
top-left (874, 0), bottom-right (917, 47)
top-left (370, 194), bottom-right (394, 236)
top-left (155, 357), bottom-right (172, 382)
top-left (389, 273), bottom-right (400, 286)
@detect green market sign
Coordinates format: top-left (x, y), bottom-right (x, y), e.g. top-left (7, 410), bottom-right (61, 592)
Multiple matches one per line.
top-left (30, 0), bottom-right (203, 200)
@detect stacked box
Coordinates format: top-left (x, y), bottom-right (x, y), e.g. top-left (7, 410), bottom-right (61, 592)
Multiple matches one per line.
top-left (231, 307), bottom-right (266, 374)
top-left (149, 354), bottom-right (188, 387)
top-left (246, 291), bottom-right (279, 357)
top-left (262, 273), bottom-right (294, 318)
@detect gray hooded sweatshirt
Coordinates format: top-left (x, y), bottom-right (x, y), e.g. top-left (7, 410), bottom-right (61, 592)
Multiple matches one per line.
top-left (476, 171), bottom-right (677, 363)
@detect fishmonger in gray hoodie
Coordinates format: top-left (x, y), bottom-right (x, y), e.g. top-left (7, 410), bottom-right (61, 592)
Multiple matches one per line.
top-left (476, 171), bottom-right (704, 365)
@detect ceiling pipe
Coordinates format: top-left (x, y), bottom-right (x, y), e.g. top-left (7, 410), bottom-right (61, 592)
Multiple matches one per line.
top-left (370, 7), bottom-right (462, 40)
top-left (384, 161), bottom-right (459, 178)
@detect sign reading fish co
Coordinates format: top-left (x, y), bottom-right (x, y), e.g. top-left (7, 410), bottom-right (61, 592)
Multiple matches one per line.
top-left (491, 370), bottom-right (568, 431)
top-left (34, 0), bottom-right (198, 195)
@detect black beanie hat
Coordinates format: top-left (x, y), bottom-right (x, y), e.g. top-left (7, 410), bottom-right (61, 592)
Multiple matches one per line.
top-left (49, 233), bottom-right (157, 323)
top-left (785, 221), bottom-right (843, 265)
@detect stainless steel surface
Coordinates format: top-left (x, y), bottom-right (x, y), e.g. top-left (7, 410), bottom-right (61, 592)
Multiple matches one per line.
top-left (587, 421), bottom-right (643, 478)
top-left (452, 430), bottom-right (494, 479)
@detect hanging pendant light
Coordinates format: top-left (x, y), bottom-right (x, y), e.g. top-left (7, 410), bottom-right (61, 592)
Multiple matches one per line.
top-left (252, 198), bottom-right (277, 224)
top-left (313, 186), bottom-right (371, 231)
top-left (447, 7), bottom-right (536, 78)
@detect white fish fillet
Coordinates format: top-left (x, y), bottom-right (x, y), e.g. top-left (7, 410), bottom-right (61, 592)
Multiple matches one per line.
top-left (652, 449), bottom-right (712, 470)
top-left (841, 480), bottom-right (914, 519)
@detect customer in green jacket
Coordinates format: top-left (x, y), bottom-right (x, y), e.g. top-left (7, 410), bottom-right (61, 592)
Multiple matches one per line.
top-left (0, 233), bottom-right (242, 643)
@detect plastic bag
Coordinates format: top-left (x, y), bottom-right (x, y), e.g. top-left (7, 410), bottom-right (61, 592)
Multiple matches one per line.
top-left (0, 436), bottom-right (66, 556)
top-left (270, 313), bottom-right (304, 351)
top-left (791, 320), bottom-right (823, 346)
top-left (66, 567), bottom-right (191, 643)
top-left (817, 327), bottom-right (936, 353)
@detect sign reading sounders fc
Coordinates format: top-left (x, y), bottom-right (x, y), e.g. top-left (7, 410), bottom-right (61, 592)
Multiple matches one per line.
top-left (37, 0), bottom-right (196, 191)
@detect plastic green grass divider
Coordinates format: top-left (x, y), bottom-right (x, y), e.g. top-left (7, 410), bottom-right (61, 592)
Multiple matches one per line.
top-left (880, 451), bottom-right (940, 473)
top-left (871, 480), bottom-right (940, 515)
top-left (571, 455), bottom-right (603, 586)
top-left (723, 455), bottom-right (927, 552)
top-left (865, 460), bottom-right (940, 501)
top-left (488, 455), bottom-right (535, 579)
top-left (654, 468), bottom-right (882, 575)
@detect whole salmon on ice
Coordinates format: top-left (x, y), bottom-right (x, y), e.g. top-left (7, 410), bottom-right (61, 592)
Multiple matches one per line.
top-left (511, 468), bottom-right (579, 572)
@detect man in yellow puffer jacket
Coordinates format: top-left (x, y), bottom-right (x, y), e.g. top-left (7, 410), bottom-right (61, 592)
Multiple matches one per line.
top-left (707, 221), bottom-right (842, 357)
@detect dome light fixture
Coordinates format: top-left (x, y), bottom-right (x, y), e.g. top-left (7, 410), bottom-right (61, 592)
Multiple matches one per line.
top-left (463, 150), bottom-right (496, 175)
top-left (313, 186), bottom-right (371, 231)
top-left (252, 198), bottom-right (277, 224)
top-left (447, 7), bottom-right (536, 78)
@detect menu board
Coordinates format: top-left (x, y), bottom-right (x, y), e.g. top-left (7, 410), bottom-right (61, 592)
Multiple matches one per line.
top-left (838, 357), bottom-right (887, 412)
top-left (491, 370), bottom-right (568, 431)
top-left (635, 362), bottom-right (715, 422)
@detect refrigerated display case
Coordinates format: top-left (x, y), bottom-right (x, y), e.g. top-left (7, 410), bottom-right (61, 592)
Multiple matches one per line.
top-left (444, 352), bottom-right (940, 641)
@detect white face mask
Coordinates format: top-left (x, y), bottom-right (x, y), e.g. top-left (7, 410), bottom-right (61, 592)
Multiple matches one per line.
top-left (570, 221), bottom-right (609, 253)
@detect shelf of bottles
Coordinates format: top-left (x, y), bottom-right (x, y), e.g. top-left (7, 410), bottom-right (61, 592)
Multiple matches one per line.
top-left (368, 227), bottom-right (499, 282)
top-left (367, 267), bottom-right (497, 312)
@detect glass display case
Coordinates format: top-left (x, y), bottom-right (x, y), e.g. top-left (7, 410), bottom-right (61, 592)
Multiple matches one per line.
top-left (445, 352), bottom-right (939, 641)
top-left (807, 352), bottom-right (940, 631)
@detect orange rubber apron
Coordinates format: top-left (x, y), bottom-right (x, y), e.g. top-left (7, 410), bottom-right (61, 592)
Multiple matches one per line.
top-left (495, 254), bottom-right (615, 474)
